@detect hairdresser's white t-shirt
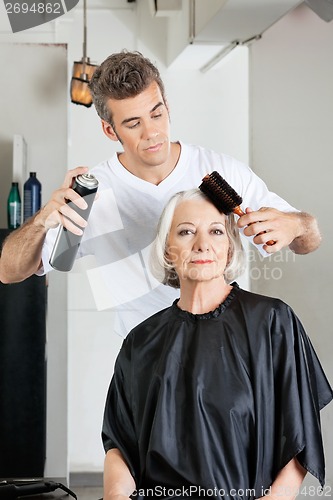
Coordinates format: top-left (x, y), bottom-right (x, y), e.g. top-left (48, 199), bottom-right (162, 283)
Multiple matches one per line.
top-left (40, 142), bottom-right (297, 336)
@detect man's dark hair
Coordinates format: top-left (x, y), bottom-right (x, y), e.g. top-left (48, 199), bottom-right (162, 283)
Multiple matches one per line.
top-left (89, 50), bottom-right (166, 125)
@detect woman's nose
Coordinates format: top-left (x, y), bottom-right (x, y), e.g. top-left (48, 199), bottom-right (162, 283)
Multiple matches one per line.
top-left (193, 234), bottom-right (210, 252)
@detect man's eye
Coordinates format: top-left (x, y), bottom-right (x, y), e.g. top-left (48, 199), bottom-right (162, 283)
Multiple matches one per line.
top-left (152, 113), bottom-right (162, 119)
top-left (128, 121), bottom-right (140, 129)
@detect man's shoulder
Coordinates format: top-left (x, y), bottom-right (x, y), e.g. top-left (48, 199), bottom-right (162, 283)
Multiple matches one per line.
top-left (88, 154), bottom-right (120, 188)
top-left (181, 141), bottom-right (249, 171)
top-left (90, 155), bottom-right (115, 174)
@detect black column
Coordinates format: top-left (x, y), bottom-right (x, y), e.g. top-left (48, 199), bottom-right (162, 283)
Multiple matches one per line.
top-left (0, 229), bottom-right (47, 477)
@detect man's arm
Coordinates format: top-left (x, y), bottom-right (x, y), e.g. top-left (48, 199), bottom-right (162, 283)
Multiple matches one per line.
top-left (0, 215), bottom-right (47, 283)
top-left (287, 212), bottom-right (321, 254)
top-left (104, 448), bottom-right (136, 500)
top-left (0, 166), bottom-right (89, 284)
top-left (237, 208), bottom-right (321, 255)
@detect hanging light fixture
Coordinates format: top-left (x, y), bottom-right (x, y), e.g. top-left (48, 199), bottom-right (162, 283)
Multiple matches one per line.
top-left (70, 0), bottom-right (97, 107)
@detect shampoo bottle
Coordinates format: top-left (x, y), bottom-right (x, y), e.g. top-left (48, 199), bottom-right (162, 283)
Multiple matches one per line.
top-left (23, 172), bottom-right (41, 221)
top-left (7, 182), bottom-right (21, 229)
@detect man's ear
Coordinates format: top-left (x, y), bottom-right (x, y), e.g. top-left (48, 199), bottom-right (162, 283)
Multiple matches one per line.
top-left (164, 99), bottom-right (171, 120)
top-left (101, 120), bottom-right (118, 142)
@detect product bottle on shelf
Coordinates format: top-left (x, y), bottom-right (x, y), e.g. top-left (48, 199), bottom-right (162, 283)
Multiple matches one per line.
top-left (23, 172), bottom-right (42, 221)
top-left (7, 182), bottom-right (21, 229)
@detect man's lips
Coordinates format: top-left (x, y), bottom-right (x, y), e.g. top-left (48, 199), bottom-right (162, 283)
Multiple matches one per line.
top-left (145, 142), bottom-right (163, 152)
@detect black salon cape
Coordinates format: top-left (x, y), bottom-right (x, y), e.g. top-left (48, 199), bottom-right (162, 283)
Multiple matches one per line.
top-left (102, 284), bottom-right (332, 500)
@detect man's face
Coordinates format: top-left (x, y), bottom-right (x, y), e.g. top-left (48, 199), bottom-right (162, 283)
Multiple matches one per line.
top-left (104, 81), bottom-right (171, 172)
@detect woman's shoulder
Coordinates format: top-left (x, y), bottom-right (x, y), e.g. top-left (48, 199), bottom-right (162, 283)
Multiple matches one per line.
top-left (127, 305), bottom-right (175, 342)
top-left (233, 283), bottom-right (289, 311)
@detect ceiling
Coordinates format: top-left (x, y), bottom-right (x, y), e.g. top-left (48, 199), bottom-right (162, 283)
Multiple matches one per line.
top-left (191, 0), bottom-right (303, 44)
top-left (84, 0), bottom-right (135, 9)
top-left (78, 0), bottom-right (333, 69)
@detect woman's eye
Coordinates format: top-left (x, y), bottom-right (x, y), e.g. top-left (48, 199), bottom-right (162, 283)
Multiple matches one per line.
top-left (212, 229), bottom-right (224, 235)
top-left (179, 229), bottom-right (193, 236)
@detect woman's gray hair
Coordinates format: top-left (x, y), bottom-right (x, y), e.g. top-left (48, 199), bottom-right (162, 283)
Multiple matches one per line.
top-left (150, 189), bottom-right (245, 288)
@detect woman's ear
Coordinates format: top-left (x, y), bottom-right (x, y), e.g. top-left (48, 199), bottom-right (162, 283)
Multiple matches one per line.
top-left (101, 120), bottom-right (118, 142)
top-left (164, 251), bottom-right (172, 267)
top-left (226, 245), bottom-right (232, 268)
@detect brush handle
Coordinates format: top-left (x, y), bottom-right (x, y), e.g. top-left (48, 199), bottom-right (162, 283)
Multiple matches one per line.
top-left (234, 206), bottom-right (275, 246)
top-left (233, 206), bottom-right (246, 217)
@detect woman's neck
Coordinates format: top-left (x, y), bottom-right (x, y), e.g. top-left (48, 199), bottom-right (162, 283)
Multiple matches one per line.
top-left (177, 278), bottom-right (232, 315)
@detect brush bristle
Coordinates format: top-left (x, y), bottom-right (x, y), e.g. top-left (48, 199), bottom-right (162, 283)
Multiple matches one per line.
top-left (199, 171), bottom-right (243, 214)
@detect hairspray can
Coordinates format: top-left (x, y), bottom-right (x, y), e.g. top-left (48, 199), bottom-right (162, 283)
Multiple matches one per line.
top-left (49, 173), bottom-right (98, 272)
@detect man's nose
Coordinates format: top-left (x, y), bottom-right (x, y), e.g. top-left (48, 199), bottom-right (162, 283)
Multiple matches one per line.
top-left (142, 121), bottom-right (158, 140)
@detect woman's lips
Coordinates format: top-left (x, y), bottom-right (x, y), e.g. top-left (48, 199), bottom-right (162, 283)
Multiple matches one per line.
top-left (191, 260), bottom-right (214, 264)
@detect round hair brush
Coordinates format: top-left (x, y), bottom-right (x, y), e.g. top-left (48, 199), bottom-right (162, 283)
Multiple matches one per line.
top-left (199, 171), bottom-right (275, 246)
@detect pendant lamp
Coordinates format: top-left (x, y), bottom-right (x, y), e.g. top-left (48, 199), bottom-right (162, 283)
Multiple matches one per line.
top-left (70, 0), bottom-right (97, 107)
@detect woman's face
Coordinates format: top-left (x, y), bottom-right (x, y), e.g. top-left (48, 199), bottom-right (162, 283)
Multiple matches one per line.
top-left (166, 197), bottom-right (230, 284)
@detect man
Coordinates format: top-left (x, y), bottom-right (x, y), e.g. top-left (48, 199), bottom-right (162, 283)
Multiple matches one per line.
top-left (0, 51), bottom-right (321, 336)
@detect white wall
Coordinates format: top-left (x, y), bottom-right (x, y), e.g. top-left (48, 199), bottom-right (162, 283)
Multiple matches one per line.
top-left (0, 41), bottom-right (68, 478)
top-left (250, 3), bottom-right (333, 494)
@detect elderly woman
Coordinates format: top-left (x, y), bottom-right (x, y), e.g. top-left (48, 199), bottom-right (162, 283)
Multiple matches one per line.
top-left (102, 189), bottom-right (332, 500)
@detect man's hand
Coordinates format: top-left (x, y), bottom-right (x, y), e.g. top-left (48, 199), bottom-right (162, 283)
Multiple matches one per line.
top-left (237, 207), bottom-right (321, 254)
top-left (34, 166), bottom-right (90, 235)
top-left (0, 166), bottom-right (92, 284)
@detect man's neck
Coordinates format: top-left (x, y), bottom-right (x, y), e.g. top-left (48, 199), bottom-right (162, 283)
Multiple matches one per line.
top-left (118, 142), bottom-right (181, 185)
